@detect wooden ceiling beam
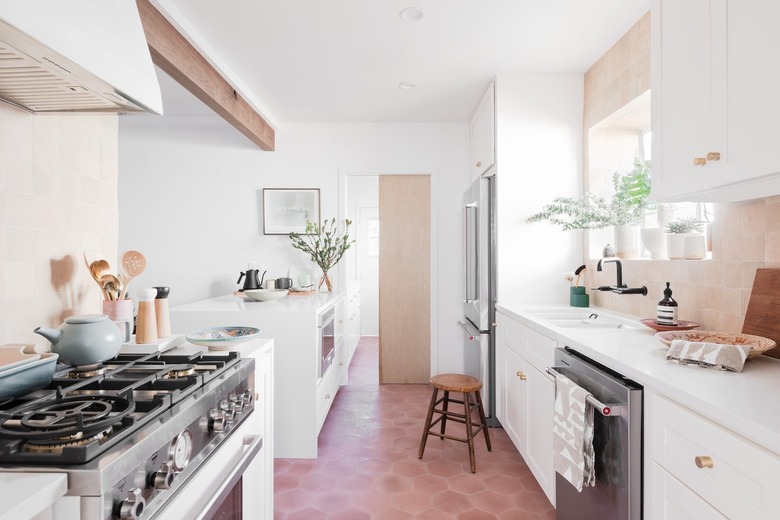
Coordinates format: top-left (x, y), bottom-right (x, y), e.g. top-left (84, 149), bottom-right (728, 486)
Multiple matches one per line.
top-left (136, 0), bottom-right (275, 151)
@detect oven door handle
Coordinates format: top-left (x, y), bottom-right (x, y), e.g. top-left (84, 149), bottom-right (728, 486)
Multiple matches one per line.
top-left (545, 366), bottom-right (622, 417)
top-left (458, 320), bottom-right (480, 340)
top-left (195, 434), bottom-right (263, 520)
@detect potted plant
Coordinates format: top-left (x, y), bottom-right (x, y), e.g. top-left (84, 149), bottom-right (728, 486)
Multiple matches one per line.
top-left (289, 218), bottom-right (355, 292)
top-left (528, 158), bottom-right (652, 258)
top-left (665, 217), bottom-right (705, 260)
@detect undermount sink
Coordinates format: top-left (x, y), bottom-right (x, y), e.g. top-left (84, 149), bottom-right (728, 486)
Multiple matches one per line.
top-left (547, 318), bottom-right (628, 329)
top-left (524, 308), bottom-right (637, 330)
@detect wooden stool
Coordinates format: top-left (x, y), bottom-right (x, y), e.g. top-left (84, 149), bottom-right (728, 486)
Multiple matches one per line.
top-left (418, 373), bottom-right (491, 473)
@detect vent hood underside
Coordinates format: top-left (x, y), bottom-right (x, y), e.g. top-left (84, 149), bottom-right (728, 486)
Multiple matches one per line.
top-left (0, 15), bottom-right (161, 114)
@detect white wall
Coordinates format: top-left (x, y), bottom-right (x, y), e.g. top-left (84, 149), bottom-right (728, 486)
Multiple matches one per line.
top-left (118, 116), bottom-right (469, 374)
top-left (345, 176), bottom-right (378, 335)
top-left (495, 74), bottom-right (584, 304)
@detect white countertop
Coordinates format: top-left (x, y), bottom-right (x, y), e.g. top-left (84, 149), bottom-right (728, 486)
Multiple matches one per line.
top-left (170, 292), bottom-right (342, 315)
top-left (497, 302), bottom-right (780, 457)
top-left (0, 473), bottom-right (67, 520)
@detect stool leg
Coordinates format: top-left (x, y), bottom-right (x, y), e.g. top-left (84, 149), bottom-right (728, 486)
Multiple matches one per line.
top-left (464, 391), bottom-right (476, 473)
top-left (440, 390), bottom-right (449, 439)
top-left (475, 389), bottom-right (492, 452)
top-left (418, 387), bottom-right (438, 459)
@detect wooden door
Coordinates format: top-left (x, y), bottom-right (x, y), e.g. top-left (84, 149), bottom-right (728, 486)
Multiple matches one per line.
top-left (378, 175), bottom-right (430, 383)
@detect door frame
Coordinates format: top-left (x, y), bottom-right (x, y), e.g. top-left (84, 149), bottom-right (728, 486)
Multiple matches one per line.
top-left (338, 167), bottom-right (439, 376)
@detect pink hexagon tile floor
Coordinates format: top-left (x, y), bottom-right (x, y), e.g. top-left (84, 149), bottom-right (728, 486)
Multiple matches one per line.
top-left (274, 337), bottom-right (555, 520)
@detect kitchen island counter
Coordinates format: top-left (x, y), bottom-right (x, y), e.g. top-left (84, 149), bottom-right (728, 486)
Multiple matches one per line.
top-left (0, 472), bottom-right (68, 520)
top-left (171, 291), bottom-right (341, 316)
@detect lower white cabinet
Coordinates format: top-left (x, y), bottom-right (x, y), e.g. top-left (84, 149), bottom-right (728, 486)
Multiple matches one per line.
top-left (496, 310), bottom-right (556, 504)
top-left (242, 341), bottom-right (274, 520)
top-left (647, 393), bottom-right (780, 519)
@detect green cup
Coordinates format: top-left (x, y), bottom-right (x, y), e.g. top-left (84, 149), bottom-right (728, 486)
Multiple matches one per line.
top-left (570, 287), bottom-right (589, 308)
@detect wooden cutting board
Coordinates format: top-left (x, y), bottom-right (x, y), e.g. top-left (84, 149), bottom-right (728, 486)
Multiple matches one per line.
top-left (742, 268), bottom-right (780, 358)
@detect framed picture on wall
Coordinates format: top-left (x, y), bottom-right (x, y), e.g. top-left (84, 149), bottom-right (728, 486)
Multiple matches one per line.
top-left (262, 188), bottom-right (320, 235)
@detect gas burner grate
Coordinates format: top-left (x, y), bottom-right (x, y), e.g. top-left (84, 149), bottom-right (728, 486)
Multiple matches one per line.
top-left (0, 395), bottom-right (135, 440)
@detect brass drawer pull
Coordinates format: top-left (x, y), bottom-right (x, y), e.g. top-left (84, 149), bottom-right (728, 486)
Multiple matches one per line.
top-left (706, 152), bottom-right (721, 161)
top-left (476, 161), bottom-right (482, 168)
top-left (695, 455), bottom-right (714, 469)
top-left (693, 157), bottom-right (707, 166)
top-left (516, 371), bottom-right (527, 381)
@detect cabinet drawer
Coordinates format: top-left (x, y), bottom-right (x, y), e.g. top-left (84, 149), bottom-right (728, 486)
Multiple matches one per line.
top-left (523, 327), bottom-right (556, 373)
top-left (501, 316), bottom-right (524, 357)
top-left (650, 462), bottom-right (726, 520)
top-left (650, 394), bottom-right (780, 519)
top-left (316, 360), bottom-right (340, 433)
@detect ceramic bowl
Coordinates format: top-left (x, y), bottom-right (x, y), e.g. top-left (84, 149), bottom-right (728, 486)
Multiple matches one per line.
top-left (654, 330), bottom-right (776, 359)
top-left (244, 289), bottom-right (289, 302)
top-left (185, 326), bottom-right (261, 349)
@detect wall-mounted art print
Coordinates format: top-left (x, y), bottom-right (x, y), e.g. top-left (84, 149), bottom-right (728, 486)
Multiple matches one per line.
top-left (262, 188), bottom-right (320, 235)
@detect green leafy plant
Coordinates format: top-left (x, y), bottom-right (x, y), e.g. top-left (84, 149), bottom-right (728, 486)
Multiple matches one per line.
top-left (289, 218), bottom-right (354, 291)
top-left (528, 158), bottom-right (653, 230)
top-left (665, 217), bottom-right (704, 234)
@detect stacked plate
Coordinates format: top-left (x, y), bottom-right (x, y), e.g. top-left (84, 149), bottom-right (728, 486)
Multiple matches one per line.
top-left (0, 346), bottom-right (58, 400)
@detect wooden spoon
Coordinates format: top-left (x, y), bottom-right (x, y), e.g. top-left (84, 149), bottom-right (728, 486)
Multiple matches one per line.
top-left (120, 250), bottom-right (147, 300)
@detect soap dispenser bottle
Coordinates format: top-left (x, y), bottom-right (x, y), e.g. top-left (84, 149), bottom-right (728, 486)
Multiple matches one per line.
top-left (657, 282), bottom-right (678, 326)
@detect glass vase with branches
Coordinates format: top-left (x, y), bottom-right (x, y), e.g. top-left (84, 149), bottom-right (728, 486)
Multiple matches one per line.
top-left (289, 218), bottom-right (354, 292)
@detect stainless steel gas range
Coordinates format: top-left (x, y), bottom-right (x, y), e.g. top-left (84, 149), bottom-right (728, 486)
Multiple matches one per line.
top-left (0, 348), bottom-right (260, 520)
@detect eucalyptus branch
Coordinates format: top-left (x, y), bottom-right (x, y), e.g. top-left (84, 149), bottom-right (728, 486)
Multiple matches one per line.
top-left (289, 218), bottom-right (355, 273)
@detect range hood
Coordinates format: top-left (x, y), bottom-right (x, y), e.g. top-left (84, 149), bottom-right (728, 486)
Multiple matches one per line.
top-left (0, 0), bottom-right (163, 114)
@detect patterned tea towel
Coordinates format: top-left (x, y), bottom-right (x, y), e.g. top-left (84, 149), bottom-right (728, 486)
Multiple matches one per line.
top-left (552, 373), bottom-right (595, 492)
top-left (666, 340), bottom-right (750, 372)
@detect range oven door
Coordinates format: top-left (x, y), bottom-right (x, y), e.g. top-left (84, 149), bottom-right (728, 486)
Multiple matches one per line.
top-left (151, 418), bottom-right (263, 520)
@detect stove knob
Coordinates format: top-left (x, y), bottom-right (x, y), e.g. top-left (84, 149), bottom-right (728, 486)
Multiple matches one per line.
top-left (118, 488), bottom-right (145, 520)
top-left (213, 413), bottom-right (227, 432)
top-left (219, 399), bottom-right (230, 411)
top-left (224, 405), bottom-right (236, 422)
top-left (153, 462), bottom-right (175, 490)
top-left (229, 392), bottom-right (239, 403)
top-left (243, 390), bottom-right (253, 404)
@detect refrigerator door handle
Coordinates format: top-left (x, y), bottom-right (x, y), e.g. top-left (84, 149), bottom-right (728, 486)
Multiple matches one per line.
top-left (459, 320), bottom-right (479, 340)
top-left (464, 203), bottom-right (478, 303)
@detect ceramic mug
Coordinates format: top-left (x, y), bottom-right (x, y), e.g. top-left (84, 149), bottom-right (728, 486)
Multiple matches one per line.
top-left (102, 299), bottom-right (133, 343)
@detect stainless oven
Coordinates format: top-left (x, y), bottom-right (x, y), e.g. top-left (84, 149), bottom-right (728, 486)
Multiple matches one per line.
top-left (317, 305), bottom-right (336, 380)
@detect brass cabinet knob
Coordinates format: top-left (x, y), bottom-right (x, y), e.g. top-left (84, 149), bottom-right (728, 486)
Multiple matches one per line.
top-left (693, 157), bottom-right (707, 166)
top-left (476, 161), bottom-right (482, 168)
top-left (695, 456), bottom-right (714, 469)
top-left (516, 371), bottom-right (527, 381)
top-left (706, 152), bottom-right (721, 161)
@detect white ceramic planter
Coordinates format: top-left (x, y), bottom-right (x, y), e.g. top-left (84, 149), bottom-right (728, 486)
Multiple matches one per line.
top-left (640, 228), bottom-right (668, 259)
top-left (614, 224), bottom-right (640, 259)
top-left (667, 233), bottom-right (706, 259)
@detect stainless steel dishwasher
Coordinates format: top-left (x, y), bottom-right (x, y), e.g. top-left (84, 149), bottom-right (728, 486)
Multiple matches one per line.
top-left (547, 347), bottom-right (643, 520)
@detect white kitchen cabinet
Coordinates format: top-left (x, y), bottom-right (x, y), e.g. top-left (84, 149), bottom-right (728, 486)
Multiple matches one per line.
top-left (469, 82), bottom-right (495, 181)
top-left (242, 340), bottom-right (274, 520)
top-left (647, 393), bottom-right (780, 519)
top-left (652, 0), bottom-right (780, 201)
top-left (496, 310), bottom-right (556, 504)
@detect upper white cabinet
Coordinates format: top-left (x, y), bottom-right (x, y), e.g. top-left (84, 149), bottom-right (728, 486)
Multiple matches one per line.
top-left (470, 82), bottom-right (495, 181)
top-left (652, 0), bottom-right (780, 201)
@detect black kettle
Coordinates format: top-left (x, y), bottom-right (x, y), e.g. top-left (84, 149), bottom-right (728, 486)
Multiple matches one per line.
top-left (237, 269), bottom-right (266, 291)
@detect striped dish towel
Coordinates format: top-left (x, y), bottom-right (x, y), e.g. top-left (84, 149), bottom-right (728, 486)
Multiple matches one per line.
top-left (666, 340), bottom-right (751, 372)
top-left (552, 373), bottom-right (595, 492)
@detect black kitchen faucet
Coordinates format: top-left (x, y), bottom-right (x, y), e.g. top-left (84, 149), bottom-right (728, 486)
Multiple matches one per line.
top-left (594, 257), bottom-right (648, 295)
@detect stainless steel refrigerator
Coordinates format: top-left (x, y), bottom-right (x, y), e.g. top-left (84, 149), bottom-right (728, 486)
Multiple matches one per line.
top-left (460, 171), bottom-right (498, 426)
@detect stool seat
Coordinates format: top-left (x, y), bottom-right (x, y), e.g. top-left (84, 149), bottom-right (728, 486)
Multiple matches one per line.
top-left (431, 374), bottom-right (482, 393)
top-left (419, 373), bottom-right (491, 473)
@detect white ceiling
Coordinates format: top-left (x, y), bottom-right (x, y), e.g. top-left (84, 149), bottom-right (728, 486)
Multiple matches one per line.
top-left (154, 0), bottom-right (650, 124)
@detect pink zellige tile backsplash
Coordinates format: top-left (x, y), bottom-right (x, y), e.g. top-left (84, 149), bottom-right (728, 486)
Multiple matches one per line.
top-left (589, 197), bottom-right (780, 332)
top-left (0, 104), bottom-right (119, 345)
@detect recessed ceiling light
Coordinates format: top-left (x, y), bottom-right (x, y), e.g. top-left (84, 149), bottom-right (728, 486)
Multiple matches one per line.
top-left (399, 7), bottom-right (425, 21)
top-left (398, 82), bottom-right (417, 90)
